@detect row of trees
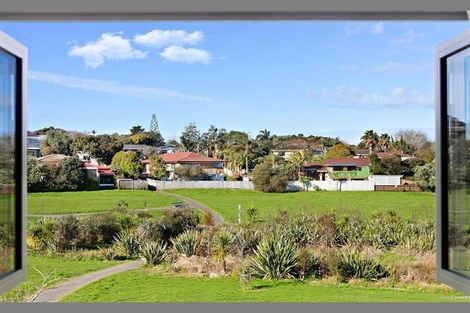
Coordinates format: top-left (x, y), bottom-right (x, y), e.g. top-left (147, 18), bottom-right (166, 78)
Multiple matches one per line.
top-left (359, 129), bottom-right (434, 162)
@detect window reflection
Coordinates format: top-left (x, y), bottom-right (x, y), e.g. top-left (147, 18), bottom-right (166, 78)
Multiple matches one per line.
top-left (0, 49), bottom-right (16, 276)
top-left (447, 50), bottom-right (470, 277)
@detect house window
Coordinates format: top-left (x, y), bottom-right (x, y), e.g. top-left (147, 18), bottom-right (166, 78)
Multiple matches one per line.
top-left (0, 33), bottom-right (26, 294)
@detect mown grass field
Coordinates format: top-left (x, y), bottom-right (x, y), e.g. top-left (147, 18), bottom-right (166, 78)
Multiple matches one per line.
top-left (167, 189), bottom-right (435, 221)
top-left (62, 270), bottom-right (466, 303)
top-left (27, 190), bottom-right (177, 215)
top-left (0, 256), bottom-right (121, 302)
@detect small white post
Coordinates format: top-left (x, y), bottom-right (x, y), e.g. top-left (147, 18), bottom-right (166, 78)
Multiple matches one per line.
top-left (238, 204), bottom-right (242, 224)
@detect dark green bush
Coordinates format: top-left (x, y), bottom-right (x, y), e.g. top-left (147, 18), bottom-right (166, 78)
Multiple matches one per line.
top-left (160, 207), bottom-right (199, 241)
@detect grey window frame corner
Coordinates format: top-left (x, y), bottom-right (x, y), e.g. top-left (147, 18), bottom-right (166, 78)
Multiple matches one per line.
top-left (435, 28), bottom-right (470, 295)
top-left (0, 30), bottom-right (28, 295)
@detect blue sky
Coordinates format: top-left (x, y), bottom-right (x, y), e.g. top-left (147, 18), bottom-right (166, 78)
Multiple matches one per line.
top-left (0, 21), bottom-right (469, 144)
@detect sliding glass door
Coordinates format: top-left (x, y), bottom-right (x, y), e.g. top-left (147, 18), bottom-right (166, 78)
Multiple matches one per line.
top-left (436, 30), bottom-right (470, 294)
top-left (0, 31), bottom-right (26, 294)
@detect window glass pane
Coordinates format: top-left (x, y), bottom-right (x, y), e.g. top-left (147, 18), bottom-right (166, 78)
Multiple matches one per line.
top-left (447, 47), bottom-right (470, 277)
top-left (0, 49), bottom-right (16, 276)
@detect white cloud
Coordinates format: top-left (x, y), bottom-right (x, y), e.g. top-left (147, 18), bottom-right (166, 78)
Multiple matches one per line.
top-left (68, 33), bottom-right (147, 68)
top-left (306, 85), bottom-right (433, 108)
top-left (392, 29), bottom-right (422, 46)
top-left (345, 22), bottom-right (385, 35)
top-left (134, 29), bottom-right (204, 48)
top-left (160, 45), bottom-right (212, 64)
top-left (29, 70), bottom-right (211, 103)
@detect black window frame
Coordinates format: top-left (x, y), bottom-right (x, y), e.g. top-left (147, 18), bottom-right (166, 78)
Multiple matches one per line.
top-left (435, 29), bottom-right (470, 294)
top-left (0, 31), bottom-right (27, 295)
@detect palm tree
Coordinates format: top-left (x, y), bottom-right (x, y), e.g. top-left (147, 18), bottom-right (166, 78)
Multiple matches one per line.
top-left (202, 125), bottom-right (226, 157)
top-left (379, 133), bottom-right (391, 152)
top-left (288, 150), bottom-right (307, 180)
top-left (360, 130), bottom-right (379, 155)
top-left (256, 129), bottom-right (271, 141)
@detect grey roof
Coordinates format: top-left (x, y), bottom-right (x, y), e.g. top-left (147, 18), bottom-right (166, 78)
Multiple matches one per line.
top-left (123, 144), bottom-right (154, 150)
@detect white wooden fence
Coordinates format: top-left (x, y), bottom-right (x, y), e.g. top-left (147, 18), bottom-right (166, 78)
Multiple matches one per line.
top-left (147, 179), bottom-right (255, 190)
top-left (288, 180), bottom-right (375, 191)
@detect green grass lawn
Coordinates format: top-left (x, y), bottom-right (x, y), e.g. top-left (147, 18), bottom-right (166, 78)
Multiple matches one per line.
top-left (0, 255), bottom-right (120, 302)
top-left (167, 189), bottom-right (435, 221)
top-left (28, 190), bottom-right (177, 214)
top-left (62, 270), bottom-right (467, 302)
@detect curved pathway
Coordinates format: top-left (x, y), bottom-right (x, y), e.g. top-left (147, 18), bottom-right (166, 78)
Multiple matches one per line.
top-left (156, 190), bottom-right (224, 226)
top-left (32, 259), bottom-right (145, 302)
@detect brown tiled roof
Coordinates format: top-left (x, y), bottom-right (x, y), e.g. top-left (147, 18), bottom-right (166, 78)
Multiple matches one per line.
top-left (143, 152), bottom-right (225, 164)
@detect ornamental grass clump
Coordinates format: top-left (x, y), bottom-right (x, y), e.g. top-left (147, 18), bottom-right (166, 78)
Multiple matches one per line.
top-left (250, 236), bottom-right (299, 280)
top-left (171, 230), bottom-right (199, 257)
top-left (140, 241), bottom-right (168, 266)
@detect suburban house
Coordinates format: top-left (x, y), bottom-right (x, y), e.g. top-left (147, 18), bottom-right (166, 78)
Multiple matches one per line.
top-left (142, 151), bottom-right (226, 180)
top-left (27, 135), bottom-right (45, 158)
top-left (82, 162), bottom-right (115, 188)
top-left (272, 147), bottom-right (325, 160)
top-left (304, 157), bottom-right (371, 181)
top-left (37, 154), bottom-right (115, 188)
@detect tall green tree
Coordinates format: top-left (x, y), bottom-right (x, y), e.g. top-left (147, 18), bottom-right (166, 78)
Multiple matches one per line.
top-left (130, 125), bottom-right (145, 135)
top-left (201, 125), bottom-right (226, 158)
top-left (149, 113), bottom-right (165, 147)
top-left (56, 157), bottom-right (87, 191)
top-left (40, 129), bottom-right (72, 156)
top-left (360, 130), bottom-right (379, 154)
top-left (147, 153), bottom-right (168, 180)
top-left (325, 143), bottom-right (354, 159)
top-left (180, 123), bottom-right (201, 152)
top-left (111, 151), bottom-right (143, 179)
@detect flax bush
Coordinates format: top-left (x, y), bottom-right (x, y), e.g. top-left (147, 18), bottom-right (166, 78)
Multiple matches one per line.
top-left (140, 241), bottom-right (168, 266)
top-left (337, 249), bottom-right (389, 282)
top-left (113, 230), bottom-right (141, 258)
top-left (250, 236), bottom-right (299, 280)
top-left (171, 230), bottom-right (199, 257)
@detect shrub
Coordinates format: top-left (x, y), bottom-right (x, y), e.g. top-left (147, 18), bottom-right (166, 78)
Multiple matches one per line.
top-left (85, 178), bottom-right (100, 191)
top-left (174, 165), bottom-right (207, 181)
top-left (403, 221), bottom-right (435, 251)
top-left (252, 161), bottom-right (289, 193)
top-left (413, 160), bottom-right (435, 192)
top-left (140, 241), bottom-right (168, 266)
top-left (294, 248), bottom-right (323, 280)
top-left (28, 218), bottom-right (57, 253)
top-left (137, 220), bottom-right (164, 242)
top-left (171, 230), bottom-right (199, 257)
top-left (337, 249), bottom-right (389, 282)
top-left (250, 236), bottom-right (299, 279)
top-left (113, 230), bottom-right (141, 258)
top-left (56, 215), bottom-right (79, 251)
top-left (160, 207), bottom-right (199, 241)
